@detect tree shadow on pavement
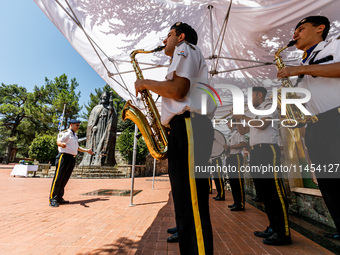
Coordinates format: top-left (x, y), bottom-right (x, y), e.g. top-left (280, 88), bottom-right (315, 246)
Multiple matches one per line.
top-left (77, 192), bottom-right (178, 254)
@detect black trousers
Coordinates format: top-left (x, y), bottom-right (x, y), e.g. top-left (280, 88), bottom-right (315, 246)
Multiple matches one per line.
top-left (250, 144), bottom-right (290, 237)
top-left (49, 153), bottom-right (76, 201)
top-left (305, 109), bottom-right (340, 233)
top-left (227, 154), bottom-right (245, 208)
top-left (168, 112), bottom-right (214, 255)
top-left (212, 157), bottom-right (224, 199)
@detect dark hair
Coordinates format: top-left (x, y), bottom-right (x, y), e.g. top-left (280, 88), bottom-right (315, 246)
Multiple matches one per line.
top-left (170, 22), bottom-right (198, 45)
top-left (310, 22), bottom-right (330, 41)
top-left (295, 16), bottom-right (330, 41)
top-left (252, 87), bottom-right (267, 98)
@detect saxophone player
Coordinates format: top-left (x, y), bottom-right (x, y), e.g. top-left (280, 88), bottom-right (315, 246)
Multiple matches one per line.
top-left (277, 16), bottom-right (340, 240)
top-left (135, 22), bottom-right (216, 254)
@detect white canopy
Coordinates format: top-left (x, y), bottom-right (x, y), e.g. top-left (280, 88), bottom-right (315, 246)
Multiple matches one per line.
top-left (34, 0), bottom-right (340, 135)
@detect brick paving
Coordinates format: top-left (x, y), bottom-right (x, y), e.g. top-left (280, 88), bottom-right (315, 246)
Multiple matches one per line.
top-left (0, 163), bottom-right (334, 255)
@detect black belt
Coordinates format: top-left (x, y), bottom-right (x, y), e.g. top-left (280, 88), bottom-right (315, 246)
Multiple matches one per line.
top-left (60, 153), bottom-right (76, 158)
top-left (169, 111), bottom-right (205, 127)
top-left (227, 153), bottom-right (242, 158)
top-left (311, 106), bottom-right (340, 123)
top-left (251, 143), bottom-right (277, 150)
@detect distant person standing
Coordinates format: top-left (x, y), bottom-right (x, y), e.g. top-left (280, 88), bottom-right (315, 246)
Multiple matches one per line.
top-left (224, 120), bottom-right (246, 211)
top-left (49, 119), bottom-right (94, 207)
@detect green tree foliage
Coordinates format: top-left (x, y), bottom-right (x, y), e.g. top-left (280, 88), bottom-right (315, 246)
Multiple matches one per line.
top-left (29, 135), bottom-right (58, 163)
top-left (44, 74), bottom-right (82, 130)
top-left (0, 74), bottom-right (82, 161)
top-left (0, 83), bottom-right (48, 162)
top-left (116, 129), bottom-right (148, 165)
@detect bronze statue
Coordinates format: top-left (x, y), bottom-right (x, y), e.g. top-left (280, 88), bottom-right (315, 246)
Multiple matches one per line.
top-left (80, 91), bottom-right (118, 166)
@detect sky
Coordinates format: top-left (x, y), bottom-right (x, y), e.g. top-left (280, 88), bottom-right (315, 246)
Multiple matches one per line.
top-left (0, 1), bottom-right (107, 116)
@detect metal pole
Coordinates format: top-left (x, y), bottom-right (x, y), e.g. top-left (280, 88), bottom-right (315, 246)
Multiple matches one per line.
top-left (152, 158), bottom-right (156, 189)
top-left (208, 5), bottom-right (216, 75)
top-left (129, 124), bottom-right (138, 206)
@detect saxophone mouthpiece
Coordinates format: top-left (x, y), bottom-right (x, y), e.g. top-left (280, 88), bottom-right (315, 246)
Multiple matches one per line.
top-left (287, 40), bottom-right (297, 47)
top-left (153, 45), bottom-right (165, 52)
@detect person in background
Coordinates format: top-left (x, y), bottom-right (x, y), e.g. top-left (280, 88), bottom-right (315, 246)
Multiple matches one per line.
top-left (49, 119), bottom-right (94, 207)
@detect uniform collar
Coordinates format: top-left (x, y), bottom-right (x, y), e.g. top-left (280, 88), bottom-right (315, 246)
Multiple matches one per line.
top-left (302, 41), bottom-right (327, 63)
top-left (302, 44), bottom-right (318, 63)
top-left (69, 128), bottom-right (75, 136)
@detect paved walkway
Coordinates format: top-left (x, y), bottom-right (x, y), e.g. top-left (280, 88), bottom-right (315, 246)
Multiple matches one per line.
top-left (0, 164), bottom-right (335, 254)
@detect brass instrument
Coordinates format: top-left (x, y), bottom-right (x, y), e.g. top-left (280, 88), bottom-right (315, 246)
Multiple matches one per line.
top-left (121, 46), bottom-right (168, 160)
top-left (275, 41), bottom-right (316, 127)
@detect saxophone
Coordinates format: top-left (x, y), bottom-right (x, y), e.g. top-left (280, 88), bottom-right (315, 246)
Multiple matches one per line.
top-left (121, 46), bottom-right (168, 160)
top-left (275, 41), bottom-right (317, 127)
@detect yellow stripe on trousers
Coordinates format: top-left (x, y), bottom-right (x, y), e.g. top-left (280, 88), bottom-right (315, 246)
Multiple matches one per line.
top-left (270, 145), bottom-right (289, 236)
top-left (216, 159), bottom-right (224, 197)
top-left (50, 154), bottom-right (64, 199)
top-left (237, 155), bottom-right (244, 207)
top-left (185, 118), bottom-right (205, 255)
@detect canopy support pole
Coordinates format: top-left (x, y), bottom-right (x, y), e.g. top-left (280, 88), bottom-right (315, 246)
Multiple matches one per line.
top-left (208, 5), bottom-right (216, 77)
top-left (129, 124), bottom-right (138, 207)
top-left (152, 158), bottom-right (156, 190)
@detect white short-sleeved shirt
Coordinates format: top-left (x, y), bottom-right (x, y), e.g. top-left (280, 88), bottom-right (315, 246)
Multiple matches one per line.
top-left (161, 42), bottom-right (216, 126)
top-left (298, 39), bottom-right (340, 115)
top-left (228, 129), bottom-right (245, 154)
top-left (57, 129), bottom-right (79, 156)
top-left (246, 102), bottom-right (279, 146)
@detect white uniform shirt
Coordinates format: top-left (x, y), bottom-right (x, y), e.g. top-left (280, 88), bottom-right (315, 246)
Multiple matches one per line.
top-left (57, 129), bottom-right (79, 156)
top-left (161, 42), bottom-right (216, 126)
top-left (247, 102), bottom-right (279, 146)
top-left (298, 39), bottom-right (340, 115)
top-left (228, 129), bottom-right (245, 155)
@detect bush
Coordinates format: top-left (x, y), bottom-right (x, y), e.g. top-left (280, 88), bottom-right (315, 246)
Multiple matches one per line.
top-left (116, 129), bottom-right (148, 165)
top-left (29, 135), bottom-right (58, 163)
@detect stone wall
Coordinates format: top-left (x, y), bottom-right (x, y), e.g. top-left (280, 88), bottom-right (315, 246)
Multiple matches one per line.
top-left (243, 174), bottom-right (336, 230)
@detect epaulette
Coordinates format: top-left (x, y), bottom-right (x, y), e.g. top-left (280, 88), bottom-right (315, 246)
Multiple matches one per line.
top-left (185, 41), bottom-right (196, 50)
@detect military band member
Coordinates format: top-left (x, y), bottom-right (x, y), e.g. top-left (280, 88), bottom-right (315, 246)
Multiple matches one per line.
top-left (277, 16), bottom-right (340, 240)
top-left (49, 119), bottom-right (94, 207)
top-left (135, 22), bottom-right (215, 254)
top-left (224, 120), bottom-right (246, 211)
top-left (234, 87), bottom-right (291, 245)
top-left (212, 156), bottom-right (225, 201)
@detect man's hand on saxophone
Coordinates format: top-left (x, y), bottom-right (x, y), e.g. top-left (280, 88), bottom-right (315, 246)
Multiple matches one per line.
top-left (277, 63), bottom-right (340, 79)
top-left (134, 73), bottom-right (189, 100)
top-left (277, 66), bottom-right (302, 79)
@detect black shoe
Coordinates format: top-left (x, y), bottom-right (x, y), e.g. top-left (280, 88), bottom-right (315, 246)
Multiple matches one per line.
top-left (57, 198), bottom-right (69, 204)
top-left (214, 196), bottom-right (225, 201)
top-left (323, 232), bottom-right (340, 240)
top-left (213, 196), bottom-right (219, 199)
top-left (49, 200), bottom-right (59, 207)
top-left (230, 206), bottom-right (245, 211)
top-left (167, 227), bottom-right (177, 234)
top-left (254, 227), bottom-right (274, 238)
top-left (228, 203), bottom-right (236, 208)
top-left (263, 232), bottom-right (292, 246)
top-left (167, 232), bottom-right (179, 243)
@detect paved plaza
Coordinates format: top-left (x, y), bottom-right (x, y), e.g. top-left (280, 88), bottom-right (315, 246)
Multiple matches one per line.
top-left (0, 164), bottom-right (335, 254)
